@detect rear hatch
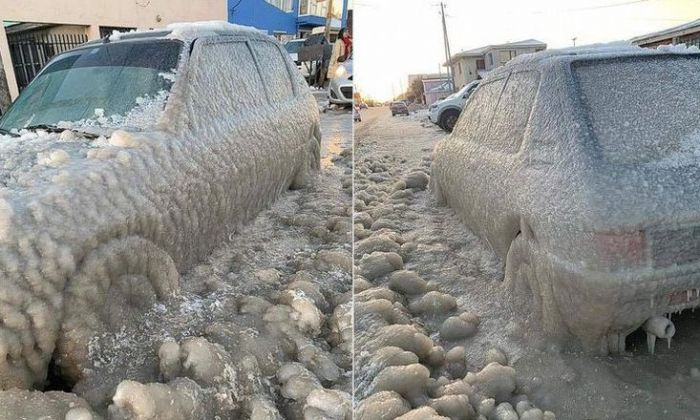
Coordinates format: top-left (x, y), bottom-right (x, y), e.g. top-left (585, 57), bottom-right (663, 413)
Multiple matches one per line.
top-left (573, 53), bottom-right (700, 271)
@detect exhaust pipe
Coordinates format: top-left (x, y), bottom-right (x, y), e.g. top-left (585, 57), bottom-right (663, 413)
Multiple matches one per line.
top-left (643, 316), bottom-right (676, 355)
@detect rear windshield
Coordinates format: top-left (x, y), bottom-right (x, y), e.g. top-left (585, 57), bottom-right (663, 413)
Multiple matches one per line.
top-left (574, 55), bottom-right (700, 165)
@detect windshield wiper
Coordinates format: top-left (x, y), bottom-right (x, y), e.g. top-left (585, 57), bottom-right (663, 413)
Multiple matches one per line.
top-left (24, 124), bottom-right (99, 139)
top-left (0, 128), bottom-right (18, 137)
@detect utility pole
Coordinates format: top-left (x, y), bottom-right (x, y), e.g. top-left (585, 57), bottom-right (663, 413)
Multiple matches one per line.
top-left (439, 2), bottom-right (455, 93)
top-left (324, 0), bottom-right (335, 41)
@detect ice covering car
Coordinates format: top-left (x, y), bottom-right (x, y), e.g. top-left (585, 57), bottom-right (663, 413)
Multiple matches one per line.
top-left (328, 54), bottom-right (353, 107)
top-left (431, 43), bottom-right (700, 354)
top-left (0, 21), bottom-right (321, 389)
top-left (428, 80), bottom-right (479, 132)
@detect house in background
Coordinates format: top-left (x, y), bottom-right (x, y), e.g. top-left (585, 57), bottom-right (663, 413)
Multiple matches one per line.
top-left (0, 0), bottom-right (226, 102)
top-left (447, 39), bottom-right (546, 88)
top-left (229, 0), bottom-right (349, 41)
top-left (422, 78), bottom-right (452, 106)
top-left (631, 18), bottom-right (700, 48)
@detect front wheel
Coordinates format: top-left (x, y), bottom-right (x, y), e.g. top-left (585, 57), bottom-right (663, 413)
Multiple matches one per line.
top-left (439, 109), bottom-right (460, 132)
top-left (57, 236), bottom-right (179, 383)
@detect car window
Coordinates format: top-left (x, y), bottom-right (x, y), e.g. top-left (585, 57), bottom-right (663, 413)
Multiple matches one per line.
top-left (251, 41), bottom-right (295, 103)
top-left (190, 41), bottom-right (266, 123)
top-left (452, 78), bottom-right (505, 141)
top-left (485, 71), bottom-right (540, 153)
top-left (574, 56), bottom-right (700, 165)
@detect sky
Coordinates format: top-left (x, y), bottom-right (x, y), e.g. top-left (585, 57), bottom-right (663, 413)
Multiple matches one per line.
top-left (353, 0), bottom-right (700, 101)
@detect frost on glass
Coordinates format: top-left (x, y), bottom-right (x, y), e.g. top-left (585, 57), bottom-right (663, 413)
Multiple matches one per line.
top-left (0, 24), bottom-right (321, 389)
top-left (431, 45), bottom-right (700, 354)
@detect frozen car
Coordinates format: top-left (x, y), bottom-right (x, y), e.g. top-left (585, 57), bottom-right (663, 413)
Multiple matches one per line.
top-left (428, 80), bottom-right (479, 132)
top-left (431, 44), bottom-right (700, 354)
top-left (328, 54), bottom-right (353, 107)
top-left (0, 21), bottom-right (321, 389)
top-left (390, 101), bottom-right (409, 116)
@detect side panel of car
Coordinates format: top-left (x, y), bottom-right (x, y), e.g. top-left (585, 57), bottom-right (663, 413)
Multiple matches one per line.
top-left (179, 36), bottom-right (309, 268)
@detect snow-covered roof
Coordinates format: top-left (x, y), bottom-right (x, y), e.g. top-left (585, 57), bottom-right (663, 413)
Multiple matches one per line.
top-left (499, 41), bottom-right (700, 71)
top-left (96, 21), bottom-right (265, 43)
top-left (631, 18), bottom-right (700, 44)
top-left (451, 39), bottom-right (547, 59)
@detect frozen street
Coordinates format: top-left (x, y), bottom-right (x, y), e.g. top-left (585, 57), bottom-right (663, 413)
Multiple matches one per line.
top-left (353, 106), bottom-right (700, 420)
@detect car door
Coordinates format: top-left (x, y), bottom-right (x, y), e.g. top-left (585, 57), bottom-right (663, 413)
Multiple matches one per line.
top-left (442, 77), bottom-right (505, 243)
top-left (185, 36), bottom-right (276, 260)
top-left (472, 71), bottom-right (541, 255)
top-left (250, 39), bottom-right (313, 191)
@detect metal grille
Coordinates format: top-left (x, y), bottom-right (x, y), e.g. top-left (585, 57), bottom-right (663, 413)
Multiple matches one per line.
top-left (340, 86), bottom-right (353, 99)
top-left (650, 225), bottom-right (700, 268)
top-left (7, 32), bottom-right (88, 91)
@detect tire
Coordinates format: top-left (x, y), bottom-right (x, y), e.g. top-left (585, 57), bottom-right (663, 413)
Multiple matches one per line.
top-left (57, 236), bottom-right (179, 383)
top-left (291, 125), bottom-right (322, 189)
top-left (430, 176), bottom-right (446, 206)
top-left (504, 234), bottom-right (567, 339)
top-left (439, 109), bottom-right (460, 133)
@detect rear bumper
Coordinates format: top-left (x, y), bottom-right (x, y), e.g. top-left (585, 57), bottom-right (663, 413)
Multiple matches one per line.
top-left (537, 247), bottom-right (700, 348)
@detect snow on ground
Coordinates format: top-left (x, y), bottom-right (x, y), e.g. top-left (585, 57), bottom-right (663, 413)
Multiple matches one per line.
top-left (353, 107), bottom-right (700, 420)
top-left (0, 102), bottom-right (353, 420)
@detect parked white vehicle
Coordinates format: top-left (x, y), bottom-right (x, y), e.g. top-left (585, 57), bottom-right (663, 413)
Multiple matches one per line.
top-left (329, 54), bottom-right (353, 107)
top-left (0, 21), bottom-right (321, 390)
top-left (428, 80), bottom-right (479, 132)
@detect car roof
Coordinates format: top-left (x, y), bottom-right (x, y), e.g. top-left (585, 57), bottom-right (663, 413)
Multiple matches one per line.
top-left (487, 42), bottom-right (700, 78)
top-left (83, 21), bottom-right (269, 47)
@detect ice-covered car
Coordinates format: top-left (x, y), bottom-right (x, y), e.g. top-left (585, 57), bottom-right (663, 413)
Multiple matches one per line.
top-left (428, 80), bottom-right (479, 132)
top-left (431, 44), bottom-right (700, 355)
top-left (0, 21), bottom-right (321, 389)
top-left (328, 54), bottom-right (353, 107)
top-left (390, 101), bottom-right (409, 116)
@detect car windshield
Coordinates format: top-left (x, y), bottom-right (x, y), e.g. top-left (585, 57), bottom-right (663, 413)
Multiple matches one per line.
top-left (574, 55), bottom-right (700, 165)
top-left (444, 84), bottom-right (468, 100)
top-left (284, 41), bottom-right (304, 54)
top-left (0, 39), bottom-right (183, 132)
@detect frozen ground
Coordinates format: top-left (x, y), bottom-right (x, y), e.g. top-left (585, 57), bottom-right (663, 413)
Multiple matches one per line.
top-left (0, 101), bottom-right (352, 420)
top-left (353, 106), bottom-right (700, 420)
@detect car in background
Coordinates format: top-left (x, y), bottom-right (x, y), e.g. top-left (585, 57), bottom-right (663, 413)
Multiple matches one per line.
top-left (329, 53), bottom-right (353, 107)
top-left (429, 80), bottom-right (479, 132)
top-left (0, 22), bottom-right (322, 389)
top-left (390, 101), bottom-right (409, 116)
top-left (431, 45), bottom-right (700, 355)
top-left (284, 38), bottom-right (312, 81)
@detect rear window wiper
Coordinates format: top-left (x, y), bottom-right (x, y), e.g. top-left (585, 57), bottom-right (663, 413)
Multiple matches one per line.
top-left (23, 124), bottom-right (99, 139)
top-left (0, 128), bottom-right (18, 137)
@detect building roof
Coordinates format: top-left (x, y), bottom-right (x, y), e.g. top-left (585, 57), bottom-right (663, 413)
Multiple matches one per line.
top-left (450, 39), bottom-right (547, 61)
top-left (631, 18), bottom-right (700, 44)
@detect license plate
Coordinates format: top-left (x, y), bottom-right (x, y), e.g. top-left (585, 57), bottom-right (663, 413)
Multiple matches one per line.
top-left (668, 288), bottom-right (700, 305)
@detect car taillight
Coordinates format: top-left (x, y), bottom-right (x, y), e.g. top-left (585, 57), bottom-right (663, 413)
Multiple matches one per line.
top-left (593, 231), bottom-right (647, 268)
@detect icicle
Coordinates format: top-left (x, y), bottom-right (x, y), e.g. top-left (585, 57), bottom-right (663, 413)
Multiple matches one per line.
top-left (647, 332), bottom-right (656, 355)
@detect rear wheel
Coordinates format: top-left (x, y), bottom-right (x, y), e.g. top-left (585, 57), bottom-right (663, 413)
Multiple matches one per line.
top-left (57, 236), bottom-right (179, 383)
top-left (504, 234), bottom-right (567, 339)
top-left (439, 109), bottom-right (460, 132)
top-left (291, 125), bottom-right (322, 189)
